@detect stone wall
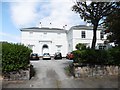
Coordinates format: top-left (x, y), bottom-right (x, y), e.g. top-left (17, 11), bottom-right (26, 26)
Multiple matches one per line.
top-left (3, 65), bottom-right (34, 80)
top-left (73, 64), bottom-right (119, 78)
top-left (3, 69), bottom-right (30, 80)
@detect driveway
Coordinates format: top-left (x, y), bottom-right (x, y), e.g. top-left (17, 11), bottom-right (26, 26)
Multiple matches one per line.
top-left (2, 58), bottom-right (118, 88)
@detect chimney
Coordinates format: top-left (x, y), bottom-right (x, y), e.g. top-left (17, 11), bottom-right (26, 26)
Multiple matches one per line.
top-left (49, 22), bottom-right (52, 28)
top-left (63, 25), bottom-right (67, 29)
top-left (39, 22), bottom-right (42, 28)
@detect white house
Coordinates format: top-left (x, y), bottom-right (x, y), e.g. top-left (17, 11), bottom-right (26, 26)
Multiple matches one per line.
top-left (20, 25), bottom-right (106, 57)
top-left (20, 27), bottom-right (68, 57)
top-left (67, 25), bottom-right (106, 52)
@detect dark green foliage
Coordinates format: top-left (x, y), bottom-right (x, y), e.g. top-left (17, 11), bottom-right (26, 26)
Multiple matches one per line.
top-left (72, 2), bottom-right (116, 49)
top-left (86, 49), bottom-right (108, 65)
top-left (72, 49), bottom-right (108, 65)
top-left (107, 47), bottom-right (120, 66)
top-left (75, 43), bottom-right (86, 50)
top-left (2, 42), bottom-right (32, 72)
top-left (72, 50), bottom-right (81, 63)
top-left (104, 2), bottom-right (120, 46)
top-left (72, 46), bottom-right (120, 66)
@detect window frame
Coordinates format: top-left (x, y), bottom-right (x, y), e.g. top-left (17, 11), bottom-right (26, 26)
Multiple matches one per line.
top-left (81, 31), bottom-right (86, 38)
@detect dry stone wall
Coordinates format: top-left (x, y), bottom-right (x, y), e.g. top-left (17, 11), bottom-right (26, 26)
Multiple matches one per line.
top-left (73, 64), bottom-right (119, 78)
top-left (3, 69), bottom-right (30, 80)
top-left (3, 65), bottom-right (34, 80)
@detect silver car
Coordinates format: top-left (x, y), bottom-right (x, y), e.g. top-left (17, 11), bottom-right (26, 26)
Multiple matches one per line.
top-left (42, 53), bottom-right (51, 60)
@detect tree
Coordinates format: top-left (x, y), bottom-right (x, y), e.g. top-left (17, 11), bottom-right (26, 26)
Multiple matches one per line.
top-left (72, 2), bottom-right (116, 49)
top-left (104, 2), bottom-right (120, 46)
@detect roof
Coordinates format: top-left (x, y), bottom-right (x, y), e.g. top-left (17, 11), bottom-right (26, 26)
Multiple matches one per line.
top-left (20, 27), bottom-right (67, 33)
top-left (69, 25), bottom-right (103, 31)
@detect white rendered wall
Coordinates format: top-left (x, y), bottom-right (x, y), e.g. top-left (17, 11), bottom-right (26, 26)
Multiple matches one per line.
top-left (70, 29), bottom-right (104, 51)
top-left (21, 26), bottom-right (106, 57)
top-left (67, 30), bottom-right (73, 52)
top-left (21, 30), bottom-right (68, 57)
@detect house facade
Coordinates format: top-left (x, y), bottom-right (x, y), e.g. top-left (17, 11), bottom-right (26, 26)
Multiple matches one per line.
top-left (21, 27), bottom-right (68, 57)
top-left (67, 25), bottom-right (106, 52)
top-left (20, 25), bottom-right (106, 57)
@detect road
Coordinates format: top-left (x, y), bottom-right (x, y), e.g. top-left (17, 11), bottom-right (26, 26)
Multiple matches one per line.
top-left (2, 58), bottom-right (118, 88)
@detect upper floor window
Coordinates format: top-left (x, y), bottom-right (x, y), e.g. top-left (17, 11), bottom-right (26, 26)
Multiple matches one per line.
top-left (29, 32), bottom-right (33, 37)
top-left (29, 31), bottom-right (33, 34)
top-left (28, 45), bottom-right (34, 50)
top-left (57, 32), bottom-right (61, 35)
top-left (44, 32), bottom-right (47, 34)
top-left (100, 32), bottom-right (104, 39)
top-left (56, 45), bottom-right (62, 52)
top-left (81, 31), bottom-right (86, 38)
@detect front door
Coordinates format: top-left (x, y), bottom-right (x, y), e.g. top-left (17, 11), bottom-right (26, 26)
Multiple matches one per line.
top-left (42, 44), bottom-right (49, 54)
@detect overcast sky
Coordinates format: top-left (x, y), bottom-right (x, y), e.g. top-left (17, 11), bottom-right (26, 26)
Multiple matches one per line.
top-left (1, 0), bottom-right (86, 43)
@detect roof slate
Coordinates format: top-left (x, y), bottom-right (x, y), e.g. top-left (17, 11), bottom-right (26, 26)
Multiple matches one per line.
top-left (21, 27), bottom-right (65, 31)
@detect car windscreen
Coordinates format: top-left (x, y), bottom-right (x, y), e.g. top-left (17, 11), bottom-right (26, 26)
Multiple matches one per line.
top-left (31, 54), bottom-right (36, 56)
top-left (43, 53), bottom-right (50, 56)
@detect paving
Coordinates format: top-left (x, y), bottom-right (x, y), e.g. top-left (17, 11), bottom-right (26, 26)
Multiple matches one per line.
top-left (2, 58), bottom-right (118, 88)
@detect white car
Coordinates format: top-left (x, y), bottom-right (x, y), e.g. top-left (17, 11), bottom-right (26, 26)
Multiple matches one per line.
top-left (42, 53), bottom-right (51, 60)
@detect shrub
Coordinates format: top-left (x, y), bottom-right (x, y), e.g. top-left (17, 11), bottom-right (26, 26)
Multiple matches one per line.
top-left (83, 49), bottom-right (108, 65)
top-left (107, 47), bottom-right (120, 66)
top-left (73, 43), bottom-right (87, 63)
top-left (2, 42), bottom-right (32, 72)
top-left (75, 43), bottom-right (86, 50)
top-left (73, 43), bottom-right (120, 66)
top-left (79, 49), bottom-right (95, 64)
top-left (95, 50), bottom-right (108, 65)
top-left (72, 49), bottom-right (108, 65)
top-left (72, 50), bottom-right (81, 63)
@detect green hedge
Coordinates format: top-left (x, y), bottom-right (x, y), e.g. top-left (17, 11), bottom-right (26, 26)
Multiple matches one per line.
top-left (75, 43), bottom-right (86, 50)
top-left (72, 47), bottom-right (120, 66)
top-left (72, 49), bottom-right (108, 65)
top-left (2, 42), bottom-right (32, 72)
top-left (72, 50), bottom-right (81, 63)
top-left (107, 47), bottom-right (120, 65)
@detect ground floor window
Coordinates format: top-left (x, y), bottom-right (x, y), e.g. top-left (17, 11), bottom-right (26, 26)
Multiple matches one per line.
top-left (97, 43), bottom-right (106, 50)
top-left (28, 44), bottom-right (34, 50)
top-left (56, 45), bottom-right (62, 52)
top-left (99, 45), bottom-right (106, 50)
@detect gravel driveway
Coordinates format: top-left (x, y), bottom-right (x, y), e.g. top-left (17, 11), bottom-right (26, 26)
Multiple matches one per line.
top-left (2, 58), bottom-right (118, 88)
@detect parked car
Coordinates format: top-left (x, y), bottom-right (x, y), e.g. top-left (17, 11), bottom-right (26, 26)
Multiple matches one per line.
top-left (30, 53), bottom-right (39, 60)
top-left (54, 52), bottom-right (62, 59)
top-left (42, 53), bottom-right (51, 60)
top-left (66, 52), bottom-right (74, 60)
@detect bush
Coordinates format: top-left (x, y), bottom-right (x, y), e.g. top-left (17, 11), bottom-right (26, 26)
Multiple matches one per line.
top-left (73, 43), bottom-right (87, 63)
top-left (2, 42), bottom-right (32, 72)
top-left (73, 43), bottom-right (120, 66)
top-left (72, 49), bottom-right (109, 65)
top-left (72, 50), bottom-right (81, 63)
top-left (83, 49), bottom-right (108, 65)
top-left (75, 43), bottom-right (86, 50)
top-left (107, 47), bottom-right (120, 66)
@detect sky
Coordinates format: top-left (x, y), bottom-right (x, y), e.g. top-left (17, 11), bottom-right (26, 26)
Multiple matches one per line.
top-left (1, 0), bottom-right (86, 43)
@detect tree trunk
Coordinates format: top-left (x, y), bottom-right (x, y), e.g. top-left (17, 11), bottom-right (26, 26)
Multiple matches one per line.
top-left (91, 23), bottom-right (98, 49)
